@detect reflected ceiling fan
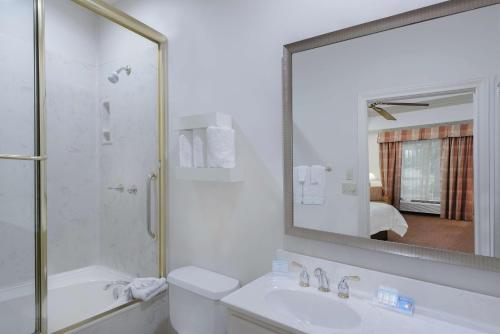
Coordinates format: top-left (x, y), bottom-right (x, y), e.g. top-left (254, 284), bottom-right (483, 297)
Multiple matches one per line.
top-left (368, 101), bottom-right (430, 120)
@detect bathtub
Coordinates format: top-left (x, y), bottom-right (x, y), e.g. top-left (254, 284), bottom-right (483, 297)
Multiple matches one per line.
top-left (0, 266), bottom-right (135, 333)
top-left (48, 266), bottom-right (133, 332)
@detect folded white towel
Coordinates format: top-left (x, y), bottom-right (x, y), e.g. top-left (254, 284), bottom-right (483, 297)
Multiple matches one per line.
top-left (293, 166), bottom-right (309, 204)
top-left (206, 126), bottom-right (236, 168)
top-left (310, 165), bottom-right (326, 185)
top-left (125, 277), bottom-right (168, 302)
top-left (179, 130), bottom-right (193, 168)
top-left (303, 165), bottom-right (326, 205)
top-left (193, 128), bottom-right (207, 168)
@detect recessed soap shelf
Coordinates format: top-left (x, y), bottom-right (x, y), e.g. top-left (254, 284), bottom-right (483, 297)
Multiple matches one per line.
top-left (101, 100), bottom-right (112, 145)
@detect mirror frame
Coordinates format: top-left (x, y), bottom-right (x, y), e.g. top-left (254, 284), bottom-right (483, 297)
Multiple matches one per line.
top-left (283, 0), bottom-right (500, 272)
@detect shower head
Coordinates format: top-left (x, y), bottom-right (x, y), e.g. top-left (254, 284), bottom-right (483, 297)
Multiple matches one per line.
top-left (107, 65), bottom-right (132, 84)
top-left (108, 73), bottom-right (119, 84)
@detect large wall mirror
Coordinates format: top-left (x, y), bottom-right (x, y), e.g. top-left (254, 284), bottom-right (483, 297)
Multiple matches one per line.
top-left (283, 0), bottom-right (500, 270)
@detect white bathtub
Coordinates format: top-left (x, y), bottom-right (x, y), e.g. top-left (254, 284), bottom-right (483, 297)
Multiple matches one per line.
top-left (48, 266), bottom-right (133, 332)
top-left (0, 266), bottom-right (133, 333)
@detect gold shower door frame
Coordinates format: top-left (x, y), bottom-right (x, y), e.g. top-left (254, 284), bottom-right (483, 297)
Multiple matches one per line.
top-left (30, 1), bottom-right (167, 333)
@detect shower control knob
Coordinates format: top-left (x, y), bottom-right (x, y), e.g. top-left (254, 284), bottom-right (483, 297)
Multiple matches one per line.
top-left (127, 185), bottom-right (138, 194)
top-left (108, 184), bottom-right (124, 193)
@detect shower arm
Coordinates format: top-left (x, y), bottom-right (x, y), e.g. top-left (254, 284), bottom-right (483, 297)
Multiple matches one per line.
top-left (116, 66), bottom-right (132, 75)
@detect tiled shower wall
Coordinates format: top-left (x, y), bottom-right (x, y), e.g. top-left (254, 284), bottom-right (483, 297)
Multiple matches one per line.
top-left (0, 31), bottom-right (36, 287)
top-left (46, 1), bottom-right (160, 278)
top-left (45, 0), bottom-right (101, 276)
top-left (0, 0), bottom-right (160, 288)
top-left (98, 46), bottom-right (159, 278)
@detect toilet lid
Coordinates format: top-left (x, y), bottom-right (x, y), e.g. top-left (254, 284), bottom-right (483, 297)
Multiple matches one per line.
top-left (167, 266), bottom-right (240, 301)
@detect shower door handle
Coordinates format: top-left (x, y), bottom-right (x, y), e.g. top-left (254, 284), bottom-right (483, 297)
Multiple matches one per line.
top-left (146, 172), bottom-right (157, 239)
top-left (0, 154), bottom-right (47, 161)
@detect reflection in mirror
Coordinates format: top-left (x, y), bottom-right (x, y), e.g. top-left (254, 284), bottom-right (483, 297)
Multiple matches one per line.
top-left (290, 3), bottom-right (499, 259)
top-left (367, 94), bottom-right (474, 254)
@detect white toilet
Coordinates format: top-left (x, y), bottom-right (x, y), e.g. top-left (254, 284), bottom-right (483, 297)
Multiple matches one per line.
top-left (167, 266), bottom-right (240, 334)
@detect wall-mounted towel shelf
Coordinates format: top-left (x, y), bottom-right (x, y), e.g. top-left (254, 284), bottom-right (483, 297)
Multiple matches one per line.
top-left (175, 112), bottom-right (243, 182)
top-left (176, 167), bottom-right (243, 182)
top-left (176, 112), bottom-right (232, 130)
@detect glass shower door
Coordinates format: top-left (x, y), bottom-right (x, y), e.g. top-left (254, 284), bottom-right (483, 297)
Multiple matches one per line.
top-left (0, 0), bottom-right (39, 333)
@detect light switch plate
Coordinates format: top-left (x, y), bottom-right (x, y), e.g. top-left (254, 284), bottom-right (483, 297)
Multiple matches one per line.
top-left (345, 168), bottom-right (354, 180)
top-left (342, 182), bottom-right (357, 195)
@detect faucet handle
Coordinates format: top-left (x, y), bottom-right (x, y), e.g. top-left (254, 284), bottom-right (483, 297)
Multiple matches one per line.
top-left (338, 275), bottom-right (360, 299)
top-left (314, 268), bottom-right (330, 292)
top-left (291, 261), bottom-right (310, 287)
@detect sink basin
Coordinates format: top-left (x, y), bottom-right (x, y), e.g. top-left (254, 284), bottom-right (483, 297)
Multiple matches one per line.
top-left (265, 289), bottom-right (362, 330)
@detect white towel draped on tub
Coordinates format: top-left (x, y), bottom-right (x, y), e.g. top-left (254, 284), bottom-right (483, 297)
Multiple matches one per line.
top-left (192, 128), bottom-right (207, 168)
top-left (125, 277), bottom-right (168, 302)
top-left (206, 126), bottom-right (236, 168)
top-left (178, 130), bottom-right (193, 168)
top-left (303, 165), bottom-right (326, 205)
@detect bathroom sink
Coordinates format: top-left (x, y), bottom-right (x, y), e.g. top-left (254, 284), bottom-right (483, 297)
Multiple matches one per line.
top-left (265, 289), bottom-right (362, 330)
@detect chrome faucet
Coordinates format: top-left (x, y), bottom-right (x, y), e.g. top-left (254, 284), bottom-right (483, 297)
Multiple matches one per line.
top-left (337, 276), bottom-right (360, 299)
top-left (291, 261), bottom-right (310, 287)
top-left (314, 268), bottom-right (330, 292)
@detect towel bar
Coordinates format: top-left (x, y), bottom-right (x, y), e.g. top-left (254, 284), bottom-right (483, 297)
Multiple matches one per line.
top-left (0, 154), bottom-right (47, 161)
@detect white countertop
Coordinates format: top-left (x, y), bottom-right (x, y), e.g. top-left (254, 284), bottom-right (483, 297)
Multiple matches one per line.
top-left (222, 272), bottom-right (500, 334)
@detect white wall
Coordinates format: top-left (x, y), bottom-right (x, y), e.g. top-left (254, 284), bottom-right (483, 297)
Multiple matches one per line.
top-left (112, 0), bottom-right (500, 296)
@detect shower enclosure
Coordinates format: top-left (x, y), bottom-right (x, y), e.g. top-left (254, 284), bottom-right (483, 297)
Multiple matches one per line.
top-left (0, 1), bottom-right (166, 333)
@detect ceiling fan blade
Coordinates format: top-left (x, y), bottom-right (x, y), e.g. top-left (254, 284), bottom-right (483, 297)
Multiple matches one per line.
top-left (372, 106), bottom-right (397, 120)
top-left (376, 102), bottom-right (430, 107)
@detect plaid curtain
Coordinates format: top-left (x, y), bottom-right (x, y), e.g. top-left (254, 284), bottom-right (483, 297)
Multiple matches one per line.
top-left (378, 123), bottom-right (473, 143)
top-left (379, 142), bottom-right (402, 209)
top-left (440, 137), bottom-right (474, 221)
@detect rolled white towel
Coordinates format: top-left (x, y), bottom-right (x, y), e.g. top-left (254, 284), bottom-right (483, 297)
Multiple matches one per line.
top-left (125, 277), bottom-right (168, 302)
top-left (206, 126), bottom-right (235, 168)
top-left (179, 130), bottom-right (193, 168)
top-left (192, 128), bottom-right (207, 168)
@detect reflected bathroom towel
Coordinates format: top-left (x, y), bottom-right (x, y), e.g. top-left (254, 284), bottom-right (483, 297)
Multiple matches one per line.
top-left (206, 126), bottom-right (236, 168)
top-left (125, 277), bottom-right (168, 302)
top-left (303, 165), bottom-right (325, 205)
top-left (310, 165), bottom-right (326, 185)
top-left (193, 128), bottom-right (207, 168)
top-left (293, 166), bottom-right (309, 204)
top-left (179, 130), bottom-right (193, 168)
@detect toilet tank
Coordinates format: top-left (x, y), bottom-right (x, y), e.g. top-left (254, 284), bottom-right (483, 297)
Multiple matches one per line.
top-left (167, 266), bottom-right (239, 334)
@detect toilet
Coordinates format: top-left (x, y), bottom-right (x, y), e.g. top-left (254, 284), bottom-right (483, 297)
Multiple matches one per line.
top-left (167, 266), bottom-right (240, 334)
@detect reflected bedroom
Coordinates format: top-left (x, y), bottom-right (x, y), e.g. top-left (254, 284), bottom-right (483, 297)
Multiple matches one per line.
top-left (367, 92), bottom-right (475, 254)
